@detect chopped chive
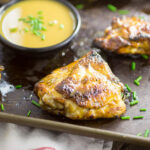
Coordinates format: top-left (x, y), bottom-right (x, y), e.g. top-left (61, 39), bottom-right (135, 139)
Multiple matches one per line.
top-left (27, 20), bottom-right (32, 24)
top-left (18, 11), bottom-right (47, 40)
top-left (137, 133), bottom-right (142, 136)
top-left (41, 34), bottom-right (45, 40)
top-left (28, 15), bottom-right (33, 20)
top-left (10, 27), bottom-right (18, 33)
top-left (141, 54), bottom-right (149, 60)
top-left (59, 24), bottom-right (64, 29)
top-left (130, 100), bottom-right (139, 106)
top-left (39, 20), bottom-right (44, 24)
top-left (144, 129), bottom-right (150, 137)
top-left (133, 91), bottom-right (136, 100)
top-left (1, 104), bottom-right (4, 111)
top-left (120, 116), bottom-right (130, 120)
top-left (24, 27), bottom-right (29, 32)
top-left (107, 4), bottom-right (117, 12)
top-left (133, 116), bottom-right (144, 119)
top-left (118, 9), bottom-right (129, 15)
top-left (37, 23), bottom-right (42, 30)
top-left (136, 76), bottom-right (142, 82)
top-left (37, 11), bottom-right (43, 15)
top-left (41, 26), bottom-right (47, 31)
top-left (125, 84), bottom-right (131, 92)
top-left (33, 30), bottom-right (41, 36)
top-left (134, 76), bottom-right (142, 86)
top-left (134, 80), bottom-right (140, 86)
top-left (131, 62), bottom-right (136, 71)
top-left (16, 85), bottom-right (22, 89)
top-left (19, 18), bottom-right (26, 22)
top-left (38, 16), bottom-right (44, 19)
top-left (27, 110), bottom-right (31, 117)
top-left (31, 100), bottom-right (40, 108)
top-left (76, 4), bottom-right (84, 10)
top-left (140, 108), bottom-right (147, 112)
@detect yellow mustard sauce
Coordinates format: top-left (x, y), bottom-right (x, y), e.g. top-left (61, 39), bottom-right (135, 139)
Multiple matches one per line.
top-left (0, 0), bottom-right (75, 48)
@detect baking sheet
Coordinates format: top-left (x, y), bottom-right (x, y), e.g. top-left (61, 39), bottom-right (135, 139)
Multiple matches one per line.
top-left (0, 0), bottom-right (150, 146)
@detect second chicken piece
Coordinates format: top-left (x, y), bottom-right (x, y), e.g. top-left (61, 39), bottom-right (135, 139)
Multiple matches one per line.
top-left (94, 17), bottom-right (150, 55)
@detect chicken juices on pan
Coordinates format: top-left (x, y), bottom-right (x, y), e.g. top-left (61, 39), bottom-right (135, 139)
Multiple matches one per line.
top-left (94, 17), bottom-right (150, 55)
top-left (35, 50), bottom-right (126, 120)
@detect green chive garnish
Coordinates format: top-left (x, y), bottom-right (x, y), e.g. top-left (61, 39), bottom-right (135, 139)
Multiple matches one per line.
top-left (133, 116), bottom-right (144, 119)
top-left (140, 108), bottom-right (147, 112)
top-left (76, 4), bottom-right (84, 10)
top-left (144, 129), bottom-right (150, 137)
top-left (107, 4), bottom-right (117, 12)
top-left (19, 11), bottom-right (47, 40)
top-left (133, 91), bottom-right (136, 100)
top-left (136, 76), bottom-right (142, 82)
top-left (33, 31), bottom-right (41, 36)
top-left (27, 110), bottom-right (31, 117)
top-left (38, 16), bottom-right (44, 19)
top-left (125, 84), bottom-right (131, 92)
top-left (120, 116), bottom-right (130, 120)
top-left (38, 11), bottom-right (43, 15)
top-left (19, 18), bottom-right (26, 22)
top-left (137, 133), bottom-right (142, 136)
top-left (24, 27), bottom-right (29, 32)
top-left (10, 27), bottom-right (18, 33)
top-left (134, 80), bottom-right (140, 86)
top-left (41, 26), bottom-right (47, 31)
top-left (59, 24), bottom-right (64, 29)
top-left (134, 76), bottom-right (142, 86)
top-left (130, 100), bottom-right (139, 106)
top-left (31, 100), bottom-right (40, 108)
top-left (1, 104), bottom-right (4, 111)
top-left (39, 20), bottom-right (44, 24)
top-left (141, 54), bottom-right (149, 60)
top-left (41, 34), bottom-right (45, 40)
top-left (16, 85), bottom-right (22, 89)
top-left (131, 62), bottom-right (136, 71)
top-left (28, 15), bottom-right (33, 20)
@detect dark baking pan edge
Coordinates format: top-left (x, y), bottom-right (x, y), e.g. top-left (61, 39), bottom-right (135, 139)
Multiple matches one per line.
top-left (0, 112), bottom-right (149, 146)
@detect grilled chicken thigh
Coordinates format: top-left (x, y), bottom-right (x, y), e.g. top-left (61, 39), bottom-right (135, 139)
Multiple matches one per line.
top-left (94, 17), bottom-right (150, 55)
top-left (35, 50), bottom-right (126, 120)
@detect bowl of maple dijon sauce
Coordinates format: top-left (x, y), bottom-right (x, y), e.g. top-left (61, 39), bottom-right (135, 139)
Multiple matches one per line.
top-left (0, 0), bottom-right (81, 54)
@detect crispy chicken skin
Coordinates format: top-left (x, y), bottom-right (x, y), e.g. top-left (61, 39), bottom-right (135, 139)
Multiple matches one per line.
top-left (35, 50), bottom-right (126, 120)
top-left (94, 17), bottom-right (150, 55)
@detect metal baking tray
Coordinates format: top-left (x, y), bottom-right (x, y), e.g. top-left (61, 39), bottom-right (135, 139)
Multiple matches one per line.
top-left (0, 0), bottom-right (150, 146)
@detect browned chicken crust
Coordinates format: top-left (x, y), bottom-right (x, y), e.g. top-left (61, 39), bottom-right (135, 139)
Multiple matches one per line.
top-left (94, 16), bottom-right (150, 55)
top-left (35, 50), bottom-right (126, 120)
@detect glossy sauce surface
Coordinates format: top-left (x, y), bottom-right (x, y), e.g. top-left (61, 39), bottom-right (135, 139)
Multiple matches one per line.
top-left (0, 0), bottom-right (75, 48)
